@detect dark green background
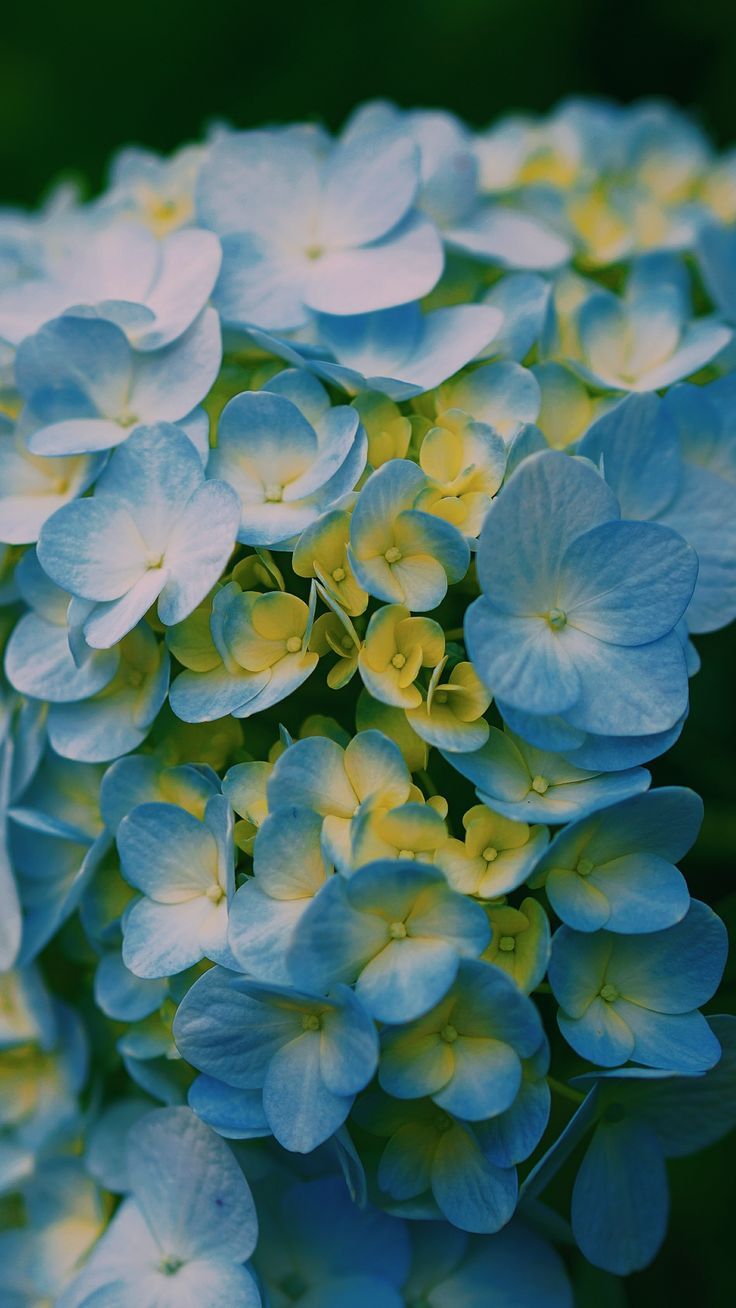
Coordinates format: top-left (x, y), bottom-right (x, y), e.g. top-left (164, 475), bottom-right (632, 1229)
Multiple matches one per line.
top-left (2, 2), bottom-right (734, 1303)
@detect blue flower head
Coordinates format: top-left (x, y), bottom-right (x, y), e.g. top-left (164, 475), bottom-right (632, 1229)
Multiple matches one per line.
top-left (209, 369), bottom-right (367, 546)
top-left (466, 449), bottom-right (697, 741)
top-left (37, 423), bottom-right (240, 649)
top-left (17, 310), bottom-right (221, 455)
top-left (197, 125), bottom-right (444, 329)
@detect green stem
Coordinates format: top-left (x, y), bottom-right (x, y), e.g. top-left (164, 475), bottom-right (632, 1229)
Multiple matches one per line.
top-left (416, 769), bottom-right (437, 796)
top-left (547, 1076), bottom-right (585, 1106)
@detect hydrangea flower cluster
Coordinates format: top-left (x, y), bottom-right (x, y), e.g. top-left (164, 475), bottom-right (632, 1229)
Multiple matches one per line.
top-left (1, 97), bottom-right (735, 1305)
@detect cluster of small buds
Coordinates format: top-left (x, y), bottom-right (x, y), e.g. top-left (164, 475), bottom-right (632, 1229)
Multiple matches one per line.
top-left (1, 97), bottom-right (735, 1307)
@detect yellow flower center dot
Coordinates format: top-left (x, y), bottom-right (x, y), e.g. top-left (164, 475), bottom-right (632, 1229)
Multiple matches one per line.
top-left (264, 483), bottom-right (283, 502)
top-left (531, 775), bottom-right (549, 795)
top-left (341, 635), bottom-right (354, 651)
top-left (498, 935), bottom-right (516, 952)
top-left (286, 636), bottom-right (302, 653)
top-left (440, 1024), bottom-right (458, 1043)
top-left (332, 567), bottom-right (346, 582)
top-left (577, 858), bottom-right (594, 877)
top-left (384, 546), bottom-right (402, 564)
top-left (391, 653), bottom-right (406, 669)
top-left (206, 884), bottom-right (225, 903)
top-left (482, 846), bottom-right (498, 862)
top-left (388, 921), bottom-right (408, 939)
top-left (398, 849), bottom-right (415, 860)
top-left (301, 1013), bottom-right (321, 1031)
top-left (600, 984), bottom-right (619, 1003)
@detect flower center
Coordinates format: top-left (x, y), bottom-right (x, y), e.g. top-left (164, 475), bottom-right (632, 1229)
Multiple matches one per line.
top-left (531, 775), bottom-right (549, 794)
top-left (301, 1013), bottom-right (321, 1031)
top-left (264, 483), bottom-right (283, 502)
top-left (206, 884), bottom-right (224, 903)
top-left (391, 653), bottom-right (406, 669)
top-left (546, 607), bottom-right (567, 630)
top-left (397, 849), bottom-right (415, 860)
top-left (482, 846), bottom-right (498, 862)
top-left (440, 1024), bottom-right (458, 1043)
top-left (576, 858), bottom-right (594, 877)
top-left (384, 546), bottom-right (402, 564)
top-left (434, 690), bottom-right (448, 704)
top-left (160, 1255), bottom-right (183, 1276)
top-left (341, 635), bottom-right (355, 651)
top-left (498, 935), bottom-right (516, 952)
top-left (286, 636), bottom-right (303, 654)
top-left (389, 920), bottom-right (408, 939)
top-left (600, 983), bottom-right (619, 1003)
top-left (304, 244), bottom-right (324, 261)
top-left (332, 567), bottom-right (346, 582)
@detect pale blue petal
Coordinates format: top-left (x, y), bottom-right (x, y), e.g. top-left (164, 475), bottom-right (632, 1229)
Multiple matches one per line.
top-left (432, 1124), bottom-right (518, 1233)
top-left (169, 666), bottom-right (270, 723)
top-left (446, 206), bottom-right (571, 269)
top-left (571, 1116), bottom-right (668, 1274)
top-left (94, 952), bottom-right (168, 1022)
top-left (305, 213), bottom-right (444, 316)
top-left (263, 1033), bottom-right (352, 1152)
top-left (475, 448), bottom-right (619, 611)
top-left (559, 520), bottom-right (697, 644)
top-left (320, 132), bottom-right (419, 246)
top-left (617, 1002), bottom-right (722, 1073)
top-left (4, 612), bottom-right (118, 702)
top-left (126, 1105), bottom-right (258, 1261)
top-left (464, 599), bottom-right (581, 715)
top-left (607, 899), bottom-right (727, 1012)
top-left (172, 966), bottom-right (297, 1089)
top-left (188, 1075), bottom-right (269, 1140)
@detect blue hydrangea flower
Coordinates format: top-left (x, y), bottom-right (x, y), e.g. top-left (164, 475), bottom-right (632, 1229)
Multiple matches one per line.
top-left (579, 387), bottom-right (736, 634)
top-left (197, 126), bottom-right (444, 329)
top-left (4, 550), bottom-right (119, 705)
top-left (349, 459), bottom-right (470, 611)
top-left (208, 370), bottom-right (367, 546)
top-left (0, 216), bottom-right (221, 350)
top-left (266, 729), bottom-right (414, 872)
top-left (549, 899), bottom-right (727, 1071)
top-left (58, 1106), bottom-right (260, 1308)
top-left (227, 805), bottom-right (332, 984)
top-left (363, 1094), bottom-right (518, 1234)
top-left (287, 859), bottom-right (490, 1023)
top-left (567, 255), bottom-right (731, 392)
top-left (0, 418), bottom-right (104, 545)
top-left (345, 101), bottom-right (572, 270)
top-left (17, 310), bottom-right (220, 456)
top-left (525, 1016), bottom-right (736, 1276)
top-left (37, 424), bottom-right (240, 649)
top-left (444, 726), bottom-right (651, 823)
top-left (437, 804), bottom-right (548, 898)
top-left (466, 449), bottom-right (697, 739)
top-left (250, 299), bottom-right (503, 401)
top-left (117, 793), bottom-right (235, 978)
top-left (44, 623), bottom-right (169, 764)
top-left (168, 581), bottom-right (319, 723)
top-left (379, 959), bottom-right (543, 1120)
top-left (438, 361), bottom-right (541, 441)
top-left (528, 786), bottom-right (700, 933)
top-left (173, 966), bottom-right (379, 1152)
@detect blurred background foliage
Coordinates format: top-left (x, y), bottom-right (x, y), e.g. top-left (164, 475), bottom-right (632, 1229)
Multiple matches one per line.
top-left (1, 1), bottom-right (734, 1303)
